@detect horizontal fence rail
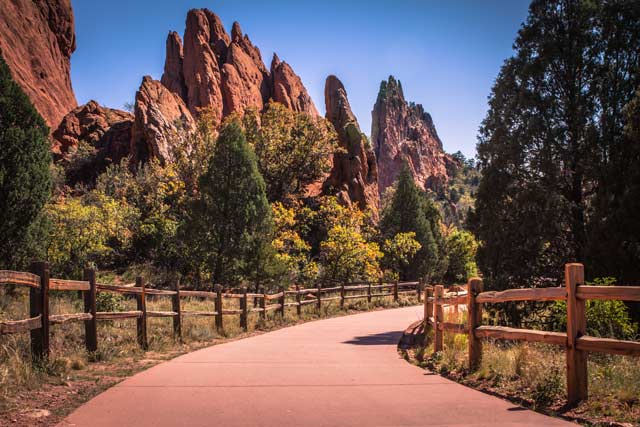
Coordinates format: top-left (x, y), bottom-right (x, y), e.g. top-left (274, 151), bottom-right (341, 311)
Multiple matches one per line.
top-left (421, 263), bottom-right (640, 407)
top-left (1, 261), bottom-right (424, 362)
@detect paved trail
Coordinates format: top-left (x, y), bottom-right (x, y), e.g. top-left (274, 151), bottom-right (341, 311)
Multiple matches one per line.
top-left (61, 306), bottom-right (573, 426)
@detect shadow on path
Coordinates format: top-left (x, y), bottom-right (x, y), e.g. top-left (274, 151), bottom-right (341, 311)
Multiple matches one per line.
top-left (342, 331), bottom-right (402, 345)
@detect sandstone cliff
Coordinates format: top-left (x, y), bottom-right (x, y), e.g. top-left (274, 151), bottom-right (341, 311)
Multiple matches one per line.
top-left (161, 8), bottom-right (318, 123)
top-left (0, 0), bottom-right (77, 128)
top-left (323, 76), bottom-right (379, 216)
top-left (372, 76), bottom-right (455, 195)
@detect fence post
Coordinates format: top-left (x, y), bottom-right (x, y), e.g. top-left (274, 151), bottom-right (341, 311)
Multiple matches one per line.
top-left (316, 284), bottom-right (322, 313)
top-left (136, 276), bottom-right (148, 350)
top-left (468, 278), bottom-right (483, 371)
top-left (172, 279), bottom-right (182, 340)
top-left (434, 285), bottom-right (444, 353)
top-left (29, 261), bottom-right (49, 362)
top-left (340, 282), bottom-right (346, 309)
top-left (394, 279), bottom-right (399, 302)
top-left (368, 281), bottom-right (372, 303)
top-left (215, 284), bottom-right (224, 333)
top-left (424, 286), bottom-right (432, 329)
top-left (417, 279), bottom-right (423, 303)
top-left (279, 286), bottom-right (285, 317)
top-left (566, 263), bottom-right (587, 405)
top-left (83, 267), bottom-right (97, 353)
top-left (295, 285), bottom-right (302, 316)
top-left (240, 287), bottom-right (248, 332)
top-left (260, 286), bottom-right (266, 320)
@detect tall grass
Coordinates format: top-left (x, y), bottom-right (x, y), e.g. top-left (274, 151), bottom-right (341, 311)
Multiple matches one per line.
top-left (410, 307), bottom-right (640, 423)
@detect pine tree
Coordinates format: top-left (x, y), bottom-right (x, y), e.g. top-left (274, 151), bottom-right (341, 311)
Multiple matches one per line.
top-left (191, 120), bottom-right (274, 285)
top-left (380, 163), bottom-right (445, 281)
top-left (471, 0), bottom-right (640, 294)
top-left (0, 52), bottom-right (51, 269)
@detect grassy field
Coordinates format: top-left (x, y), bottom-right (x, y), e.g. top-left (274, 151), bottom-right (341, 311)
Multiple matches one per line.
top-left (402, 309), bottom-right (640, 426)
top-left (0, 285), bottom-right (418, 426)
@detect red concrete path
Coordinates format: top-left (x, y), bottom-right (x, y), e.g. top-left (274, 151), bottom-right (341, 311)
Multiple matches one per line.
top-left (61, 306), bottom-right (574, 426)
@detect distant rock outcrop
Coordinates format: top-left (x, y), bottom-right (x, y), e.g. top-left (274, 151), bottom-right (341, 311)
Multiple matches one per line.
top-left (161, 8), bottom-right (318, 123)
top-left (372, 76), bottom-right (456, 195)
top-left (0, 0), bottom-right (77, 128)
top-left (52, 101), bottom-right (133, 182)
top-left (323, 75), bottom-right (379, 217)
top-left (131, 76), bottom-right (195, 164)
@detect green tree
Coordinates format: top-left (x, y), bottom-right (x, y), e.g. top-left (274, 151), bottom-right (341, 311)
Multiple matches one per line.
top-left (45, 194), bottom-right (136, 278)
top-left (380, 163), bottom-right (446, 281)
top-left (241, 102), bottom-right (338, 202)
top-left (444, 227), bottom-right (478, 284)
top-left (0, 52), bottom-right (52, 269)
top-left (382, 232), bottom-right (422, 280)
top-left (471, 0), bottom-right (640, 294)
top-left (190, 121), bottom-right (274, 285)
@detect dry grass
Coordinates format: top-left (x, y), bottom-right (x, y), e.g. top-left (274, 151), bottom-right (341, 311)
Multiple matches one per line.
top-left (405, 308), bottom-right (640, 426)
top-left (0, 286), bottom-right (419, 425)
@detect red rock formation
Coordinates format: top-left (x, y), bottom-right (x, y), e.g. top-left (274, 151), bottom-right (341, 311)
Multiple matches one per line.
top-left (0, 0), bottom-right (77, 128)
top-left (323, 75), bottom-right (379, 217)
top-left (182, 9), bottom-right (225, 122)
top-left (160, 32), bottom-right (187, 101)
top-left (161, 8), bottom-right (318, 122)
top-left (131, 76), bottom-right (195, 164)
top-left (52, 101), bottom-right (133, 182)
top-left (271, 54), bottom-right (319, 117)
top-left (372, 76), bottom-right (455, 195)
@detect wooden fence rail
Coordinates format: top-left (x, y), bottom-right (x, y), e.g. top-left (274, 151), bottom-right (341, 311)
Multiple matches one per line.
top-left (1, 261), bottom-right (423, 362)
top-left (422, 263), bottom-right (640, 406)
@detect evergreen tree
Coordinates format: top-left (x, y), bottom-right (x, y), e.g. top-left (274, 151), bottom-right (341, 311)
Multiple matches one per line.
top-left (0, 52), bottom-right (51, 269)
top-left (380, 163), bottom-right (446, 281)
top-left (471, 0), bottom-right (640, 292)
top-left (190, 121), bottom-right (274, 285)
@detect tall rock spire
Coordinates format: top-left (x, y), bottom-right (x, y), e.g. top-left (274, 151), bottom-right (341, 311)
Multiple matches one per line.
top-left (323, 75), bottom-right (379, 217)
top-left (159, 8), bottom-right (318, 122)
top-left (372, 76), bottom-right (455, 194)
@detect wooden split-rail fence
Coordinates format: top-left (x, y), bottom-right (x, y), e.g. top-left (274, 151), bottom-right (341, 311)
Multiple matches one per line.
top-left (423, 263), bottom-right (640, 406)
top-left (0, 261), bottom-right (423, 359)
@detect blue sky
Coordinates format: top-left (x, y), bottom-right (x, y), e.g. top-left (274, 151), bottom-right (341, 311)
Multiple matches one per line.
top-left (71, 0), bottom-right (531, 158)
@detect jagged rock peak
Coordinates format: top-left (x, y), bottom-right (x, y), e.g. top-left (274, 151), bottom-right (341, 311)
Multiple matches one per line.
top-left (377, 75), bottom-right (404, 102)
top-left (131, 76), bottom-right (195, 165)
top-left (231, 21), bottom-right (243, 41)
top-left (372, 75), bottom-right (454, 194)
top-left (271, 58), bottom-right (319, 117)
top-left (161, 8), bottom-right (318, 121)
top-left (323, 75), bottom-right (379, 218)
top-left (0, 0), bottom-right (77, 128)
top-left (325, 75), bottom-right (357, 134)
top-left (161, 31), bottom-right (187, 101)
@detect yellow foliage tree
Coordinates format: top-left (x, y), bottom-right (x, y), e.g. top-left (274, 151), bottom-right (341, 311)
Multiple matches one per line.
top-left (318, 197), bottom-right (381, 282)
